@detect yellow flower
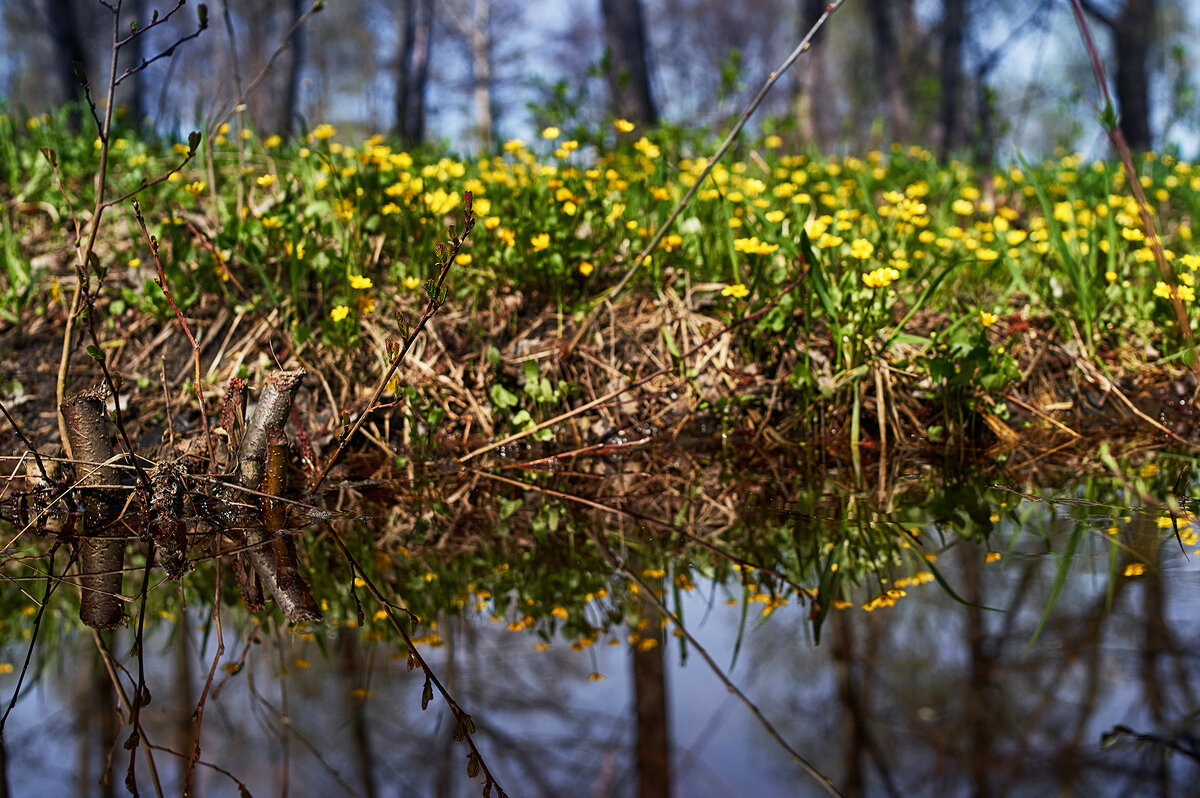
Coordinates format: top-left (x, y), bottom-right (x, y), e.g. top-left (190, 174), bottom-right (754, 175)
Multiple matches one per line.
top-left (255, 174), bottom-right (275, 188)
top-left (984, 551), bottom-right (1001, 564)
top-left (264, 134), bottom-right (282, 148)
top-left (614, 118), bottom-right (636, 133)
top-left (551, 606), bottom-right (568, 619)
top-left (721, 283), bottom-right (750, 299)
top-left (1123, 562), bottom-right (1146, 577)
top-left (349, 274), bottom-right (373, 290)
top-left (310, 123), bottom-right (337, 140)
top-left (579, 261), bottom-right (594, 276)
top-left (541, 126), bottom-right (561, 140)
top-left (403, 276), bottom-right (422, 290)
top-left (530, 233), bottom-right (551, 251)
top-left (330, 305), bottom-right (351, 322)
top-left (979, 310), bottom-right (998, 327)
top-left (588, 673), bottom-right (605, 681)
top-left (764, 134), bottom-right (783, 148)
top-left (184, 180), bottom-right (206, 196)
top-left (733, 236), bottom-right (779, 255)
top-left (633, 136), bottom-right (661, 159)
top-left (764, 210), bottom-right (786, 223)
top-left (128, 257), bottom-right (141, 268)
top-left (976, 248), bottom-right (1000, 261)
top-left (862, 267), bottom-right (900, 288)
top-left (849, 238), bottom-right (874, 259)
top-left (455, 253), bottom-right (473, 266)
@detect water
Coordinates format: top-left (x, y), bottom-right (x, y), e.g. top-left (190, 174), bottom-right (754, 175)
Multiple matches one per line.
top-left (2, 446), bottom-right (1199, 796)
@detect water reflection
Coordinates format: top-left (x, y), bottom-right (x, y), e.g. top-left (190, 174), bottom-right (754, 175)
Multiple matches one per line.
top-left (3, 447), bottom-right (1200, 796)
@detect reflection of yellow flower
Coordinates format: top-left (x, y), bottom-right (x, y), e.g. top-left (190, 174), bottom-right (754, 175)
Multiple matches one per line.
top-left (984, 551), bottom-right (1001, 564)
top-left (1123, 562), bottom-right (1146, 577)
top-left (349, 274), bottom-right (373, 290)
top-left (721, 283), bottom-right (750, 299)
top-left (330, 305), bottom-right (350, 322)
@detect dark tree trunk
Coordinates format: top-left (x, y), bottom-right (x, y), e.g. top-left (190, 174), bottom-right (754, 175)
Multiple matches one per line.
top-left (46, 0), bottom-right (90, 132)
top-left (127, 0), bottom-right (145, 128)
top-left (792, 0), bottom-right (830, 150)
top-left (1113, 0), bottom-right (1155, 151)
top-left (600, 0), bottom-right (657, 126)
top-left (280, 0), bottom-right (306, 135)
top-left (866, 0), bottom-right (910, 143)
top-left (937, 0), bottom-right (966, 157)
top-left (394, 0), bottom-right (433, 147)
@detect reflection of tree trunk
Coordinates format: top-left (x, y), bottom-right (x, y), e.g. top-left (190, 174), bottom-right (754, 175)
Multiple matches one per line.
top-left (337, 630), bottom-right (378, 798)
top-left (937, 0), bottom-right (965, 157)
top-left (79, 651), bottom-right (117, 798)
top-left (962, 546), bottom-right (993, 798)
top-left (865, 0), bottom-right (909, 143)
top-left (792, 0), bottom-right (827, 148)
top-left (833, 611), bottom-right (865, 797)
top-left (600, 0), bottom-right (658, 126)
top-left (633, 587), bottom-right (669, 798)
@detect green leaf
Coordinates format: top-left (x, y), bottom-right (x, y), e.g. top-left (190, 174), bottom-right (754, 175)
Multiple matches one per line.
top-left (188, 130), bottom-right (201, 153)
top-left (86, 344), bottom-right (104, 361)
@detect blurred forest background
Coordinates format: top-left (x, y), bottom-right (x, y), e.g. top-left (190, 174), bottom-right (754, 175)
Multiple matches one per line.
top-left (0, 0), bottom-right (1197, 161)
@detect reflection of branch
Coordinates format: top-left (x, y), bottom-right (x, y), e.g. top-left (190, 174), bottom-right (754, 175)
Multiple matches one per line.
top-left (318, 519), bottom-right (509, 797)
top-left (589, 529), bottom-right (844, 797)
top-left (474, 469), bottom-right (810, 596)
top-left (1101, 725), bottom-right (1200, 763)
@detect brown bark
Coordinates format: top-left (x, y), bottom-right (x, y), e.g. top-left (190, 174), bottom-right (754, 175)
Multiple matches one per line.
top-left (227, 370), bottom-right (321, 624)
top-left (61, 387), bottom-right (126, 630)
top-left (600, 0), bottom-right (657, 126)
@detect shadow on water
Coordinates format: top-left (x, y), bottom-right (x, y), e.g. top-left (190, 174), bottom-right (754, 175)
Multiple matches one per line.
top-left (3, 433), bottom-right (1200, 797)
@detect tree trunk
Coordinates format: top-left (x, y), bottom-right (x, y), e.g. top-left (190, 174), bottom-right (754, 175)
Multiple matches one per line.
top-left (600, 0), bottom-right (657, 125)
top-left (394, 0), bottom-right (433, 147)
top-left (1113, 0), bottom-right (1155, 151)
top-left (791, 0), bottom-right (828, 149)
top-left (279, 0), bottom-right (306, 135)
top-left (866, 0), bottom-right (910, 143)
top-left (937, 0), bottom-right (966, 157)
top-left (126, 0), bottom-right (145, 128)
top-left (46, 0), bottom-right (90, 132)
top-left (468, 0), bottom-right (493, 151)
